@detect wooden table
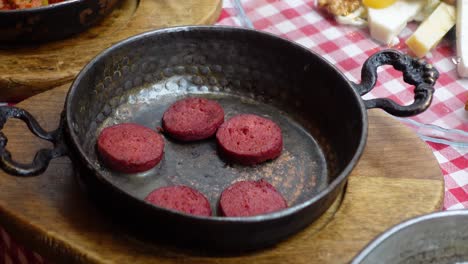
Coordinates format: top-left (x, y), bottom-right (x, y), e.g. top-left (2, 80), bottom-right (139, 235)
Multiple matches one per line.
top-left (0, 84), bottom-right (444, 263)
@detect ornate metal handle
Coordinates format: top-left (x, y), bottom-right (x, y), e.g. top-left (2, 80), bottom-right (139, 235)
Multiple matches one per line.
top-left (353, 49), bottom-right (439, 117)
top-left (0, 106), bottom-right (67, 176)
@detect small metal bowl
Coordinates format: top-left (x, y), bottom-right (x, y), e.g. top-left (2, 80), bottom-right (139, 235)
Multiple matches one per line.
top-left (352, 210), bottom-right (468, 264)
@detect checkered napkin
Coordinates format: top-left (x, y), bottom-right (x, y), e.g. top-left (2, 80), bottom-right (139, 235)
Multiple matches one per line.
top-left (1, 0), bottom-right (467, 263)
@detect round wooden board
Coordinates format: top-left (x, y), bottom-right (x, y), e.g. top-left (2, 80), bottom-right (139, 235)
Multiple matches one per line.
top-left (0, 84), bottom-right (443, 264)
top-left (0, 0), bottom-right (222, 102)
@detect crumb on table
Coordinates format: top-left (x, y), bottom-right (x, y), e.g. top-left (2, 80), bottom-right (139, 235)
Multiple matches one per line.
top-left (317, 0), bottom-right (361, 16)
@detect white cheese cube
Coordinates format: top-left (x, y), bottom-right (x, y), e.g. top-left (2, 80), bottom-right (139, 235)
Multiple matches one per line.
top-left (368, 0), bottom-right (425, 45)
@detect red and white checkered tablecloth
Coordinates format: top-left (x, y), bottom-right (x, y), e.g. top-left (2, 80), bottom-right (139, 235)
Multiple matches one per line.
top-left (1, 0), bottom-right (468, 263)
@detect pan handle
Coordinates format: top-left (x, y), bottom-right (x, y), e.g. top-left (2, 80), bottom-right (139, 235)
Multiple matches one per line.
top-left (0, 106), bottom-right (67, 177)
top-left (353, 49), bottom-right (438, 117)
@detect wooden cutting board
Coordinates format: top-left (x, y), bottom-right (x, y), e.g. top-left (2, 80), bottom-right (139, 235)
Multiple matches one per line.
top-left (0, 0), bottom-right (222, 101)
top-left (0, 84), bottom-right (444, 264)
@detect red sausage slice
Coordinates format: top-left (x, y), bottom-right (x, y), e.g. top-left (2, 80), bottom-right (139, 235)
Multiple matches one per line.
top-left (162, 97), bottom-right (224, 141)
top-left (145, 186), bottom-right (212, 217)
top-left (216, 114), bottom-right (283, 165)
top-left (219, 179), bottom-right (287, 217)
top-left (97, 123), bottom-right (164, 173)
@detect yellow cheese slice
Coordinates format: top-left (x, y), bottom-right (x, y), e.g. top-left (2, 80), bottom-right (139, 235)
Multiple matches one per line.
top-left (406, 2), bottom-right (456, 58)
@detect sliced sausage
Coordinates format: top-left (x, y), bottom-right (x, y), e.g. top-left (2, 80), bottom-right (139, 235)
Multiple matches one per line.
top-left (162, 97), bottom-right (224, 141)
top-left (97, 123), bottom-right (164, 173)
top-left (216, 114), bottom-right (283, 165)
top-left (145, 185), bottom-right (212, 217)
top-left (219, 179), bottom-right (287, 217)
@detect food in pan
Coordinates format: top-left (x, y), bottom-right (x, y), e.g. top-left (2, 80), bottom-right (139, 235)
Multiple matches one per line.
top-left (216, 114), bottom-right (283, 165)
top-left (162, 97), bottom-right (225, 141)
top-left (219, 179), bottom-right (287, 217)
top-left (0, 0), bottom-right (65, 10)
top-left (145, 186), bottom-right (212, 216)
top-left (97, 123), bottom-right (165, 173)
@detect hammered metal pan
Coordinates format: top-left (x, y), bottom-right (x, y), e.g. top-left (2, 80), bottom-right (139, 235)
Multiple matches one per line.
top-left (0, 26), bottom-right (438, 251)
